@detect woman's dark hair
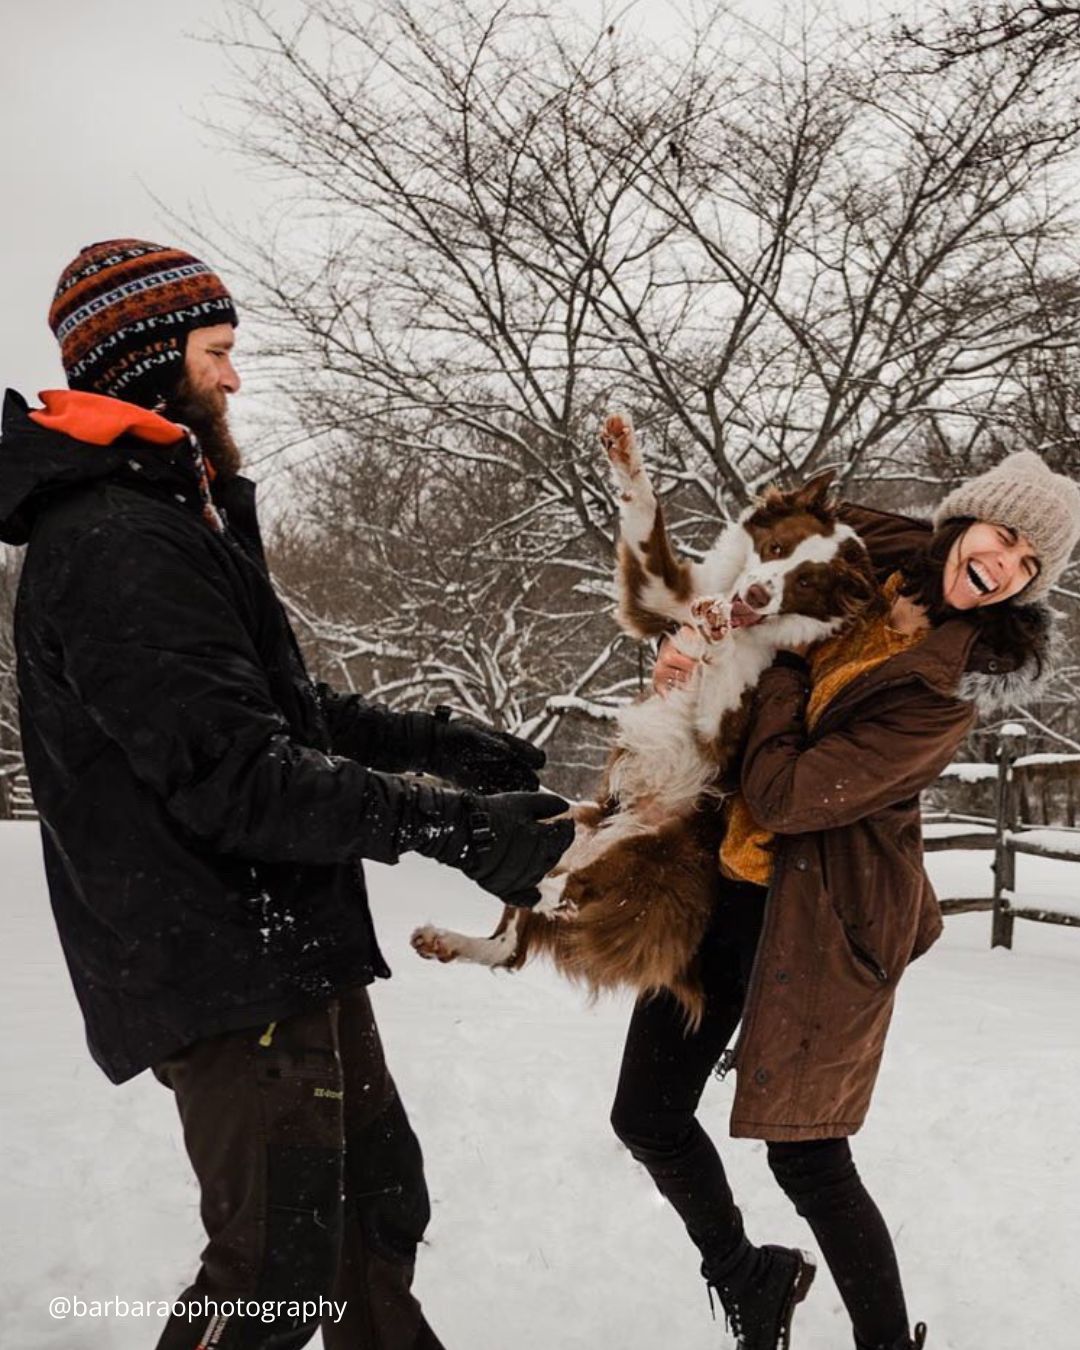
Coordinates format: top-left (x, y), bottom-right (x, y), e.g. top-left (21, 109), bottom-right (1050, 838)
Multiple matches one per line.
top-left (900, 516), bottom-right (1047, 668)
top-left (899, 517), bottom-right (976, 624)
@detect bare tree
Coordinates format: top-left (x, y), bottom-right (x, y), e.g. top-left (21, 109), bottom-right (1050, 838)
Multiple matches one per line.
top-left (266, 419), bottom-right (636, 793)
top-left (199, 0), bottom-right (1080, 779)
top-left (898, 2), bottom-right (1080, 68)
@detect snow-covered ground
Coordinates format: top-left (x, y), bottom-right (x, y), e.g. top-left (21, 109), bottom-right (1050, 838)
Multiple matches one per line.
top-left (3, 820), bottom-right (1079, 1350)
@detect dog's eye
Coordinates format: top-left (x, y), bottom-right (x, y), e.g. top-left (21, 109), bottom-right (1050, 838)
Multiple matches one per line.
top-left (768, 543), bottom-right (783, 558)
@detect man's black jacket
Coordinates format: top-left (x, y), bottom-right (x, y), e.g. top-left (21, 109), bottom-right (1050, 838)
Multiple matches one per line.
top-left (0, 389), bottom-right (462, 1083)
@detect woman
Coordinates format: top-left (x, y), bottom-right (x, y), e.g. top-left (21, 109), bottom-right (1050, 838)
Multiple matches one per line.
top-left (610, 451), bottom-right (1080, 1350)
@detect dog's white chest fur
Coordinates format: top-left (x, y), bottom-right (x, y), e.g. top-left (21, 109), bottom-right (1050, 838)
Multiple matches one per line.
top-left (609, 629), bottom-right (773, 813)
top-left (608, 509), bottom-right (848, 814)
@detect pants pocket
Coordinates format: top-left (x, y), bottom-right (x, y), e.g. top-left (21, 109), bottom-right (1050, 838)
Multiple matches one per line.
top-left (252, 1005), bottom-right (348, 1300)
top-left (348, 1093), bottom-right (431, 1266)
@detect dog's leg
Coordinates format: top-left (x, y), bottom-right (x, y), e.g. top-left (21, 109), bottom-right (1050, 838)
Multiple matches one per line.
top-left (410, 907), bottom-right (524, 969)
top-left (412, 814), bottom-right (604, 966)
top-left (600, 413), bottom-right (695, 639)
top-left (534, 871), bottom-right (577, 919)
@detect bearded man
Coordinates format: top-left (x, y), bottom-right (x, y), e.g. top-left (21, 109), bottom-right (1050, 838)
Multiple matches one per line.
top-left (0, 240), bottom-right (572, 1350)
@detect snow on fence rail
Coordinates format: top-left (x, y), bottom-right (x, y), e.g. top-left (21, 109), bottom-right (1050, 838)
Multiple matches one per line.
top-left (923, 726), bottom-right (1080, 948)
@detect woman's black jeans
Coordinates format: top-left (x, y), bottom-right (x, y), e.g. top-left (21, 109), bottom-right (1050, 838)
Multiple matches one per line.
top-left (610, 881), bottom-right (909, 1349)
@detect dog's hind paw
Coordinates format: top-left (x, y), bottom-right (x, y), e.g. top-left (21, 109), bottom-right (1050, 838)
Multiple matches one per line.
top-left (411, 925), bottom-right (460, 962)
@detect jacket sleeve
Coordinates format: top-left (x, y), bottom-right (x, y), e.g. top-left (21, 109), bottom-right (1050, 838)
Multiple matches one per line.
top-left (315, 683), bottom-right (434, 773)
top-left (836, 500), bottom-right (932, 583)
top-left (51, 518), bottom-right (462, 867)
top-left (740, 664), bottom-right (976, 834)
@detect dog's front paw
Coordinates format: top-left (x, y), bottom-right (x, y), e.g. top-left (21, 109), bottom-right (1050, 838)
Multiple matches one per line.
top-left (411, 925), bottom-right (460, 962)
top-left (691, 594), bottom-right (732, 643)
top-left (600, 413), bottom-right (641, 482)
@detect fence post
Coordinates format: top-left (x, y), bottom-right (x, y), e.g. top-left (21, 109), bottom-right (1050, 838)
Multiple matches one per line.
top-left (991, 724), bottom-right (1026, 949)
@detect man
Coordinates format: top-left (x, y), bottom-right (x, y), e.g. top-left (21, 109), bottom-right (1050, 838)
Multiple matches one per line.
top-left (0, 239), bottom-right (573, 1350)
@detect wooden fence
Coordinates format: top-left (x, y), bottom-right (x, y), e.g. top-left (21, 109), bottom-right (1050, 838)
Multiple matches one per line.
top-left (0, 767), bottom-right (37, 822)
top-left (923, 725), bottom-right (1080, 948)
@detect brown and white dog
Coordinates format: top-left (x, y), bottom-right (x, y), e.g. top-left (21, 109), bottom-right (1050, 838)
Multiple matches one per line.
top-left (411, 414), bottom-right (879, 1025)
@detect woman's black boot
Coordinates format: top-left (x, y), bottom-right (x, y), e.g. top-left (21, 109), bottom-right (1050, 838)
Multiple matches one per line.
top-left (703, 1244), bottom-right (816, 1349)
top-left (856, 1323), bottom-right (927, 1350)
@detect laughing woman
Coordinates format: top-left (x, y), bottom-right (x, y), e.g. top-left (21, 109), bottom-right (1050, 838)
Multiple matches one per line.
top-left (611, 451), bottom-right (1080, 1350)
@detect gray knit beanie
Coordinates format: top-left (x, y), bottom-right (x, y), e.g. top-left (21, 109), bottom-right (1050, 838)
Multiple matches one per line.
top-left (933, 450), bottom-right (1080, 602)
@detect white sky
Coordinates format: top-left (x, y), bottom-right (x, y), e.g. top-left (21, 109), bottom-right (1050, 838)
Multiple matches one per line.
top-left (0, 0), bottom-right (285, 399)
top-left (0, 0), bottom-right (904, 429)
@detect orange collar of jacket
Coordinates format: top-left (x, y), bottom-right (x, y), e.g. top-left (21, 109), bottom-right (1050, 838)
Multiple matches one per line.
top-left (28, 389), bottom-right (218, 482)
top-left (28, 389), bottom-right (185, 448)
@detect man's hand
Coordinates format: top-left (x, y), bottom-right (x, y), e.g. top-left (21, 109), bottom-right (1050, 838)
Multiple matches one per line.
top-left (429, 708), bottom-right (545, 793)
top-left (653, 626), bottom-right (700, 696)
top-left (460, 791), bottom-right (575, 907)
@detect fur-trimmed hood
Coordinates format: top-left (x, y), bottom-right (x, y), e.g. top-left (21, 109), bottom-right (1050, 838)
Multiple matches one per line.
top-left (838, 500), bottom-right (1060, 719)
top-left (954, 596), bottom-right (1060, 716)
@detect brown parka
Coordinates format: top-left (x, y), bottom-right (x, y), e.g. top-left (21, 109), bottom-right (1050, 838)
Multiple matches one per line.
top-left (725, 502), bottom-right (1055, 1142)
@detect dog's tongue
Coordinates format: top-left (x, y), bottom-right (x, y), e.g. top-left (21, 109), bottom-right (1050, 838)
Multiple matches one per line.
top-left (730, 598), bottom-right (764, 628)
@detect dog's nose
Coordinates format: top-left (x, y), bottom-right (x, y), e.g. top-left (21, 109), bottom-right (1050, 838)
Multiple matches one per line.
top-left (745, 582), bottom-right (771, 610)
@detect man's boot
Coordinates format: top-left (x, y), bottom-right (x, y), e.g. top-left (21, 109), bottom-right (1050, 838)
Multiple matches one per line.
top-left (703, 1244), bottom-right (816, 1349)
top-left (856, 1325), bottom-right (927, 1350)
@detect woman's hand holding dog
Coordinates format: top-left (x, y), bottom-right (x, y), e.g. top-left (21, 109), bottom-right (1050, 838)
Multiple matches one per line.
top-left (655, 627), bottom-right (816, 690)
top-left (654, 627), bottom-right (700, 696)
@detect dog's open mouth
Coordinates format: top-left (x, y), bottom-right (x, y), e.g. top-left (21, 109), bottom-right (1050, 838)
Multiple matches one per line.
top-left (730, 597), bottom-right (765, 628)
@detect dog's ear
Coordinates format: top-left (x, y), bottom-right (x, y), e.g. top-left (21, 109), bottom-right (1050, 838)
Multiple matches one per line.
top-left (792, 468), bottom-right (836, 511)
top-left (756, 467), bottom-right (836, 512)
top-left (836, 545), bottom-right (880, 619)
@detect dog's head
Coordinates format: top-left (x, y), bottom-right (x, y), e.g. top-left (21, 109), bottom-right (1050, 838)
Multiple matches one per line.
top-left (731, 471), bottom-right (880, 643)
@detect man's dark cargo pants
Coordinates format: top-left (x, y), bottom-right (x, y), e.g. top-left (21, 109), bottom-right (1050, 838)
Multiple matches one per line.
top-left (153, 984), bottom-right (444, 1349)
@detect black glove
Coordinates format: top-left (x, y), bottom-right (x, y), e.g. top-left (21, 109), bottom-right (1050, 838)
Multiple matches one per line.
top-left (460, 791), bottom-right (575, 907)
top-left (396, 784), bottom-right (574, 908)
top-left (426, 706), bottom-right (546, 794)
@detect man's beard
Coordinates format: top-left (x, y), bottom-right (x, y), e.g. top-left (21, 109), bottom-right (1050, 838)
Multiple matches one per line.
top-left (164, 373), bottom-right (244, 480)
